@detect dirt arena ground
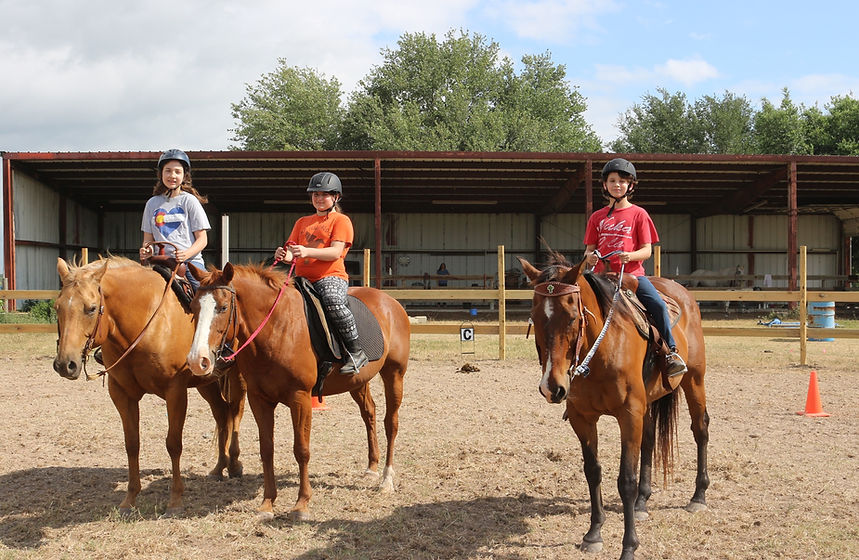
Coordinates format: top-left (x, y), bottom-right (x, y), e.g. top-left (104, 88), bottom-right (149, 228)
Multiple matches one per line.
top-left (1, 333), bottom-right (857, 560)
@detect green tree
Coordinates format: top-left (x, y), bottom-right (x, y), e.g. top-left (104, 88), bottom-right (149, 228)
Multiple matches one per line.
top-left (817, 94), bottom-right (859, 155)
top-left (693, 91), bottom-right (755, 154)
top-left (230, 60), bottom-right (344, 150)
top-left (338, 30), bottom-right (600, 151)
top-left (611, 88), bottom-right (704, 153)
top-left (752, 88), bottom-right (812, 155)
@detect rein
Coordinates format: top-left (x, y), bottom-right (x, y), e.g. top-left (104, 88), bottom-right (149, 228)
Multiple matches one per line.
top-left (214, 258), bottom-right (297, 364)
top-left (84, 259), bottom-right (183, 380)
top-left (531, 250), bottom-right (625, 380)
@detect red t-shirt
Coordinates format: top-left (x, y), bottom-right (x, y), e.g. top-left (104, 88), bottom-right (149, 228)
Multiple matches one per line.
top-left (287, 212), bottom-right (354, 282)
top-left (584, 204), bottom-right (659, 277)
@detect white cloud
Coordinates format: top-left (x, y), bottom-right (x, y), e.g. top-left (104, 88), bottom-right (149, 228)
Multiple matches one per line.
top-left (655, 57), bottom-right (718, 86)
top-left (485, 0), bottom-right (618, 43)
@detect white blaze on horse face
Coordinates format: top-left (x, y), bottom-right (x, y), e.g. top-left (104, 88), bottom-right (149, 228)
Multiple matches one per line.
top-left (189, 292), bottom-right (217, 372)
top-left (538, 298), bottom-right (556, 400)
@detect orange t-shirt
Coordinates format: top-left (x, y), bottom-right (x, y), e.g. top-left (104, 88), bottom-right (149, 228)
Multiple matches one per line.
top-left (287, 212), bottom-right (354, 282)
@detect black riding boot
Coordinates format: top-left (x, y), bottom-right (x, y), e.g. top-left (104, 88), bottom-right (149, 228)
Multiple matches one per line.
top-left (340, 339), bottom-right (368, 375)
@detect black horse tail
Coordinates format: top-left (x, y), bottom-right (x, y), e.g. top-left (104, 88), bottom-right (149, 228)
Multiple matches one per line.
top-left (652, 390), bottom-right (679, 487)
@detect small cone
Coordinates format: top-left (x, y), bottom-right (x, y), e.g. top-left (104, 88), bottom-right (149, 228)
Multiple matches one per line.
top-left (796, 371), bottom-right (830, 417)
top-left (311, 395), bottom-right (328, 411)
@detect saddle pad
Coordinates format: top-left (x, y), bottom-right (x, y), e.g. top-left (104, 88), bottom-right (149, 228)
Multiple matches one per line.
top-left (293, 277), bottom-right (384, 362)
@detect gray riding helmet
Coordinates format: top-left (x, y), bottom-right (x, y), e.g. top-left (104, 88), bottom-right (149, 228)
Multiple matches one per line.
top-left (601, 158), bottom-right (637, 181)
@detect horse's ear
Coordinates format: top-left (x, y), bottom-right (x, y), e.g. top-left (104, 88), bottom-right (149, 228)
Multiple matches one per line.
top-left (562, 259), bottom-right (587, 284)
top-left (188, 264), bottom-right (207, 283)
top-left (222, 262), bottom-right (234, 283)
top-left (517, 256), bottom-right (541, 284)
top-left (93, 259), bottom-right (109, 282)
top-left (57, 258), bottom-right (72, 285)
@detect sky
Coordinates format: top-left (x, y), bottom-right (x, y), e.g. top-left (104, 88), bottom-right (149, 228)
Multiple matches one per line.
top-left (1, 0), bottom-right (858, 152)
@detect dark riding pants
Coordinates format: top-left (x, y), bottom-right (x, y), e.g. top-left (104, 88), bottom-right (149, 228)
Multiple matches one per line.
top-left (312, 276), bottom-right (359, 344)
top-left (635, 275), bottom-right (677, 350)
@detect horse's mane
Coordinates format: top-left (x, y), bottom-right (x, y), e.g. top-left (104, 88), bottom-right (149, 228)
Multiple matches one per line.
top-left (581, 271), bottom-right (618, 315)
top-left (531, 249), bottom-right (618, 316)
top-left (534, 250), bottom-right (576, 284)
top-left (62, 255), bottom-right (141, 285)
top-left (230, 263), bottom-right (289, 291)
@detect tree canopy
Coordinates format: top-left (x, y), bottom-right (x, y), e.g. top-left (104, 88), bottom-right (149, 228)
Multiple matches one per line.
top-left (230, 60), bottom-right (344, 150)
top-left (229, 32), bottom-right (858, 156)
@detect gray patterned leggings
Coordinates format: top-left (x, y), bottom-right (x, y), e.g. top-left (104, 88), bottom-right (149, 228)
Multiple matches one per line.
top-left (312, 276), bottom-right (359, 343)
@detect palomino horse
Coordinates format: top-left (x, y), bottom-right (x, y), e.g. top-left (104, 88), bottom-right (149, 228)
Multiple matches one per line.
top-left (53, 257), bottom-right (246, 517)
top-left (519, 253), bottom-right (709, 560)
top-left (185, 263), bottom-right (410, 521)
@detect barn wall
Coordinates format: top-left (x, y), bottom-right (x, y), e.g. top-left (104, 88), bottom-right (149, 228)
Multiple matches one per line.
top-left (13, 172), bottom-right (60, 290)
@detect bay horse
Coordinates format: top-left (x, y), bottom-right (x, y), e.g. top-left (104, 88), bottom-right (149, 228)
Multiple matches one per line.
top-left (185, 262), bottom-right (410, 521)
top-left (518, 253), bottom-right (709, 560)
top-left (53, 257), bottom-right (247, 517)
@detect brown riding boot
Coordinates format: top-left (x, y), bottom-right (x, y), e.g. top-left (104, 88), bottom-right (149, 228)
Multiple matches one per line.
top-left (665, 347), bottom-right (688, 377)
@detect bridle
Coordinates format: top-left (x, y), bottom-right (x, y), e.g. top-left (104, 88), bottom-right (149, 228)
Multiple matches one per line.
top-left (530, 250), bottom-right (625, 380)
top-left (74, 252), bottom-right (183, 381)
top-left (200, 254), bottom-right (297, 371)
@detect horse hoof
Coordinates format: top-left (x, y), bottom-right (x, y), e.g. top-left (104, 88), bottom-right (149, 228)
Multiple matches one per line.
top-left (363, 468), bottom-right (380, 479)
top-left (229, 463), bottom-right (244, 478)
top-left (634, 509), bottom-right (649, 521)
top-left (257, 510), bottom-right (275, 523)
top-left (288, 509), bottom-right (311, 522)
top-left (378, 477), bottom-right (395, 493)
top-left (580, 539), bottom-right (603, 554)
top-left (685, 501), bottom-right (707, 513)
top-left (161, 507), bottom-right (183, 519)
top-left (118, 507), bottom-right (137, 520)
top-left (208, 468), bottom-right (226, 481)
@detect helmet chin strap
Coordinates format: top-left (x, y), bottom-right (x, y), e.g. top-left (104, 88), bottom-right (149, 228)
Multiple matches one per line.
top-left (604, 183), bottom-right (634, 218)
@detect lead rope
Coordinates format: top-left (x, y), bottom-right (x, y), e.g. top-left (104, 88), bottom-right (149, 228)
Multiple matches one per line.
top-left (570, 250), bottom-right (624, 378)
top-left (217, 244), bottom-right (297, 364)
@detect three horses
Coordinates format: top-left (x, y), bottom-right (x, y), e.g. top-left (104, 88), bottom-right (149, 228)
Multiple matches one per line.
top-left (52, 257), bottom-right (246, 517)
top-left (518, 253), bottom-right (710, 560)
top-left (184, 263), bottom-right (410, 520)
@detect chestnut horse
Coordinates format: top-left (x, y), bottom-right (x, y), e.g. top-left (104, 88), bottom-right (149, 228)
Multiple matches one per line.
top-left (185, 263), bottom-right (410, 521)
top-left (519, 254), bottom-right (709, 560)
top-left (53, 257), bottom-right (246, 517)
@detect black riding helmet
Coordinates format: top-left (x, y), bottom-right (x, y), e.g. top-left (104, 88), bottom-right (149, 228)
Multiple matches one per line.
top-left (158, 148), bottom-right (191, 171)
top-left (307, 172), bottom-right (342, 195)
top-left (601, 158), bottom-right (636, 181)
top-left (601, 158), bottom-right (637, 215)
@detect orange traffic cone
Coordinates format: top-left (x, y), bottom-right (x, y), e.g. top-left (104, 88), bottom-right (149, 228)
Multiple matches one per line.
top-left (311, 395), bottom-right (328, 411)
top-left (796, 371), bottom-right (830, 417)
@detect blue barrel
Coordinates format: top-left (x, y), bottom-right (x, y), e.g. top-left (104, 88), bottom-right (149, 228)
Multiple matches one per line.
top-left (808, 301), bottom-right (835, 341)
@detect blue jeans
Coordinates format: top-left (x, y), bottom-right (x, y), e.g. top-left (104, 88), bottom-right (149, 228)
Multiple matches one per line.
top-left (636, 275), bottom-right (676, 350)
top-left (185, 263), bottom-right (202, 290)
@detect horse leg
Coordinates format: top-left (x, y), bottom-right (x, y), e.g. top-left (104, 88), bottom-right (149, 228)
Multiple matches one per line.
top-left (378, 365), bottom-right (405, 493)
top-left (349, 383), bottom-right (381, 477)
top-left (107, 379), bottom-right (142, 517)
top-left (163, 385), bottom-right (188, 517)
top-left (616, 412), bottom-right (645, 560)
top-left (681, 377), bottom-right (710, 512)
top-left (247, 393), bottom-right (278, 521)
top-left (196, 375), bottom-right (245, 480)
top-left (287, 393), bottom-right (313, 521)
top-left (635, 406), bottom-right (656, 521)
top-left (569, 413), bottom-right (605, 554)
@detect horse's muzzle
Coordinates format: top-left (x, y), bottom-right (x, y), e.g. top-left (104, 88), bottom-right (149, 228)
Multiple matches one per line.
top-left (53, 357), bottom-right (81, 380)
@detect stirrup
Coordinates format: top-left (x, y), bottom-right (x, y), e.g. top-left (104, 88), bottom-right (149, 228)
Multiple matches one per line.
top-left (665, 352), bottom-right (688, 377)
top-left (340, 348), bottom-right (368, 375)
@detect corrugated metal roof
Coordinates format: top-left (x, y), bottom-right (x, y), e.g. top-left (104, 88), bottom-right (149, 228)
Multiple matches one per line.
top-left (4, 150), bottom-right (859, 217)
